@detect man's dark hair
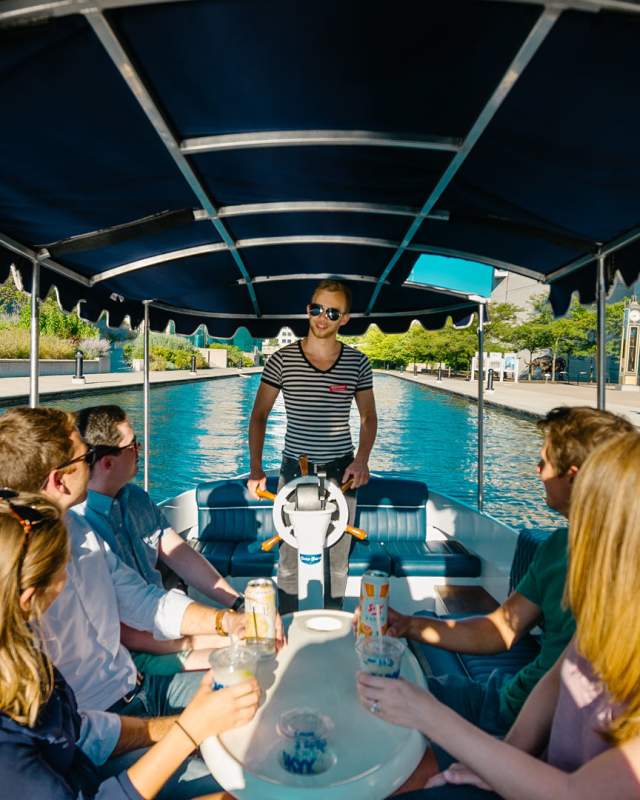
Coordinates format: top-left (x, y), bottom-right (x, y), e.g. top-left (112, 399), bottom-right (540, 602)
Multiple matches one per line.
top-left (76, 405), bottom-right (127, 448)
top-left (311, 279), bottom-right (352, 314)
top-left (537, 406), bottom-right (635, 476)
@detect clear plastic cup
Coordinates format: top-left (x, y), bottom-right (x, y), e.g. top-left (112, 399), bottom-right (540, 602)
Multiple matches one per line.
top-left (278, 708), bottom-right (334, 775)
top-left (209, 644), bottom-right (258, 689)
top-left (355, 635), bottom-right (406, 678)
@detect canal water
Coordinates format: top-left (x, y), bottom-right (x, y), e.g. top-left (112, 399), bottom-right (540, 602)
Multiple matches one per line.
top-left (24, 372), bottom-right (559, 531)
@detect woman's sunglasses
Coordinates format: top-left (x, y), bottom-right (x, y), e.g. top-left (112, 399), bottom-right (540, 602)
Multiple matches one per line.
top-left (0, 488), bottom-right (45, 534)
top-left (308, 303), bottom-right (344, 322)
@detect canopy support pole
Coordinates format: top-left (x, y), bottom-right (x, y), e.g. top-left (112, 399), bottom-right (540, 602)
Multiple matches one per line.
top-left (29, 259), bottom-right (40, 408)
top-left (143, 301), bottom-right (151, 491)
top-left (596, 254), bottom-right (606, 410)
top-left (477, 303), bottom-right (485, 511)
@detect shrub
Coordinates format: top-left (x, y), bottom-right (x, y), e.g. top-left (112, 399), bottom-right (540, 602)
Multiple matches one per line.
top-left (0, 328), bottom-right (77, 360)
top-left (18, 296), bottom-right (99, 341)
top-left (78, 338), bottom-right (110, 359)
top-left (208, 343), bottom-right (253, 368)
top-left (123, 333), bottom-right (206, 370)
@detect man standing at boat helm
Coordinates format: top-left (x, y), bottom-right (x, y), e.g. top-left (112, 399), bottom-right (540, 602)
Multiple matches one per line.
top-left (248, 279), bottom-right (378, 613)
top-left (378, 406), bottom-right (634, 750)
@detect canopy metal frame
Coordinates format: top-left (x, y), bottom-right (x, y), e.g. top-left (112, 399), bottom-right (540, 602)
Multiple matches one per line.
top-left (85, 9), bottom-right (261, 317)
top-left (366, 6), bottom-right (561, 314)
top-left (5, 0), bottom-right (640, 513)
top-left (3, 0), bottom-right (640, 26)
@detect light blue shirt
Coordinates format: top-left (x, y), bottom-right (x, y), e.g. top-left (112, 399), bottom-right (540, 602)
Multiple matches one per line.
top-left (43, 511), bottom-right (193, 765)
top-left (82, 484), bottom-right (168, 589)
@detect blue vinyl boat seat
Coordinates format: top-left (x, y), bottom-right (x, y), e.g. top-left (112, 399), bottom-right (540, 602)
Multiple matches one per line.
top-left (353, 477), bottom-right (480, 578)
top-left (196, 477), bottom-right (280, 578)
top-left (409, 527), bottom-right (553, 686)
top-left (193, 475), bottom-right (480, 579)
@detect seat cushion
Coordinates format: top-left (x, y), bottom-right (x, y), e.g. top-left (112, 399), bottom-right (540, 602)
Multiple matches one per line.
top-left (196, 477), bottom-right (279, 543)
top-left (191, 540), bottom-right (236, 576)
top-left (388, 540), bottom-right (481, 578)
top-left (230, 541), bottom-right (279, 577)
top-left (410, 612), bottom-right (541, 685)
top-left (355, 477), bottom-right (428, 543)
top-left (347, 540), bottom-right (393, 576)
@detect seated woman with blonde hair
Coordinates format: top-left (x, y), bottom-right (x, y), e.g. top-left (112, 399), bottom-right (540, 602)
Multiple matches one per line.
top-left (358, 432), bottom-right (640, 799)
top-left (0, 490), bottom-right (259, 799)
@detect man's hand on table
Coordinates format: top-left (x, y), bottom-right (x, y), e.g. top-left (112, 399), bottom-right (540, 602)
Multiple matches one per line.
top-left (341, 458), bottom-right (369, 489)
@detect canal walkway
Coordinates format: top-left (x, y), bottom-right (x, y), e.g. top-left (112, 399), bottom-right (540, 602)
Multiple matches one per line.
top-left (389, 370), bottom-right (640, 427)
top-left (0, 367), bottom-right (262, 406)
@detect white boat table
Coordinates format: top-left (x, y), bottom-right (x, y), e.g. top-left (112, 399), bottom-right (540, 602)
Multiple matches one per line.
top-left (201, 610), bottom-right (427, 799)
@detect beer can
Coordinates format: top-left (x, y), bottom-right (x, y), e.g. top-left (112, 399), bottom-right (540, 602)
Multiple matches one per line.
top-left (245, 578), bottom-right (277, 657)
top-left (357, 570), bottom-right (389, 639)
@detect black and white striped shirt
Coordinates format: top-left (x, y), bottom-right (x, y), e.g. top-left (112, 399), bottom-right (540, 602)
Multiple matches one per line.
top-left (261, 341), bottom-right (373, 463)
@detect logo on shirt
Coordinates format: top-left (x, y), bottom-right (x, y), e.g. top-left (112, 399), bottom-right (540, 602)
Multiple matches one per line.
top-left (328, 384), bottom-right (349, 393)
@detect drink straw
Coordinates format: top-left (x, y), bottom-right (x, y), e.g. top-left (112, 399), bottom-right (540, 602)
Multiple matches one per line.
top-left (375, 605), bottom-right (383, 638)
top-left (252, 609), bottom-right (260, 642)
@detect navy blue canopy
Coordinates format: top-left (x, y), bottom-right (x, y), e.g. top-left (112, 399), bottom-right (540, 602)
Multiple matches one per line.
top-left (1, 0), bottom-right (639, 335)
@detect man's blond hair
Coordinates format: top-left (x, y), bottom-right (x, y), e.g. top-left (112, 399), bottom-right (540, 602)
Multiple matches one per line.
top-left (311, 279), bottom-right (352, 313)
top-left (0, 407), bottom-right (76, 491)
top-left (537, 406), bottom-right (634, 475)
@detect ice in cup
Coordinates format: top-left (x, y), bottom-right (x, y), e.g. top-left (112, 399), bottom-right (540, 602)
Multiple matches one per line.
top-left (278, 709), bottom-right (334, 775)
top-left (209, 644), bottom-right (258, 690)
top-left (355, 635), bottom-right (406, 678)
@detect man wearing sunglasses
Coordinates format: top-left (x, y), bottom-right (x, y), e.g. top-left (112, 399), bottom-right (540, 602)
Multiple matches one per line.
top-left (0, 406), bottom-right (247, 799)
top-left (248, 279), bottom-right (378, 613)
top-left (75, 404), bottom-right (247, 676)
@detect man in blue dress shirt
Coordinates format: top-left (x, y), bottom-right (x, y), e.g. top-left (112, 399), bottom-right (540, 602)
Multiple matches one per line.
top-left (76, 404), bottom-right (247, 676)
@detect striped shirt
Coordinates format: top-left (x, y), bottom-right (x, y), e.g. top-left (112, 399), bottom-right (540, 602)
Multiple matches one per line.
top-left (261, 341), bottom-right (373, 463)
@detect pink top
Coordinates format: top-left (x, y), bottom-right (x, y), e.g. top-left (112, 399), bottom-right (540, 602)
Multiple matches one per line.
top-left (547, 641), bottom-right (621, 772)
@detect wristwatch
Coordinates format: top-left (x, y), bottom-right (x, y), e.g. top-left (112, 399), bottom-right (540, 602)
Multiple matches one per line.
top-left (230, 595), bottom-right (245, 613)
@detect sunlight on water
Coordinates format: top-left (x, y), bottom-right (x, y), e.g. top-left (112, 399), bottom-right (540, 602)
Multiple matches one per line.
top-left (19, 371), bottom-right (560, 531)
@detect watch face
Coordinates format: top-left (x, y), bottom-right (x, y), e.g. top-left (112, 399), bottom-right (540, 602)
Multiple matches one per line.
top-left (630, 309), bottom-right (640, 323)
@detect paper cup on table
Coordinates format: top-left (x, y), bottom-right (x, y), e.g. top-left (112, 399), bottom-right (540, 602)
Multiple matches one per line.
top-left (356, 636), bottom-right (405, 678)
top-left (209, 644), bottom-right (258, 690)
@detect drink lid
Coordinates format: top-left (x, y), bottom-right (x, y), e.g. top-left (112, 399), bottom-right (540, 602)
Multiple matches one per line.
top-left (209, 643), bottom-right (258, 670)
top-left (278, 708), bottom-right (331, 740)
top-left (355, 635), bottom-right (406, 659)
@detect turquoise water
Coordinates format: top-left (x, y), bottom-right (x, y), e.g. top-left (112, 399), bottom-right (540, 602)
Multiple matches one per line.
top-left (14, 372), bottom-right (560, 531)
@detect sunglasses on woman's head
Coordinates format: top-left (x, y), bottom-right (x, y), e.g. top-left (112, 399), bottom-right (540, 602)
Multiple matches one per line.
top-left (308, 303), bottom-right (344, 322)
top-left (0, 488), bottom-right (45, 534)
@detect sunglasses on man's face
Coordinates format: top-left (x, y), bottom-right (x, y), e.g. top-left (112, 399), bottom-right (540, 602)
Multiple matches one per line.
top-left (0, 488), bottom-right (45, 534)
top-left (308, 303), bottom-right (344, 322)
top-left (55, 436), bottom-right (139, 472)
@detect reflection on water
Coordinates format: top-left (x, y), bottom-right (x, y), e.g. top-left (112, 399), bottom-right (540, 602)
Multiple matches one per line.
top-left (17, 372), bottom-right (559, 531)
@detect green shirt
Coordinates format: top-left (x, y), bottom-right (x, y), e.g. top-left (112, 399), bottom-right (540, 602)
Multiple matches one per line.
top-left (499, 527), bottom-right (576, 724)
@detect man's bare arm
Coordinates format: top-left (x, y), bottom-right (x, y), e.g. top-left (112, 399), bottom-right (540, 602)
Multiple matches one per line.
top-left (159, 529), bottom-right (240, 607)
top-left (120, 623), bottom-right (187, 655)
top-left (247, 382), bottom-right (280, 497)
top-left (342, 389), bottom-right (377, 488)
top-left (396, 591), bottom-right (541, 654)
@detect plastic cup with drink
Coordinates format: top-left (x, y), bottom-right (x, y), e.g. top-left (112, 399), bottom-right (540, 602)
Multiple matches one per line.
top-left (355, 635), bottom-right (406, 678)
top-left (209, 643), bottom-right (258, 690)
